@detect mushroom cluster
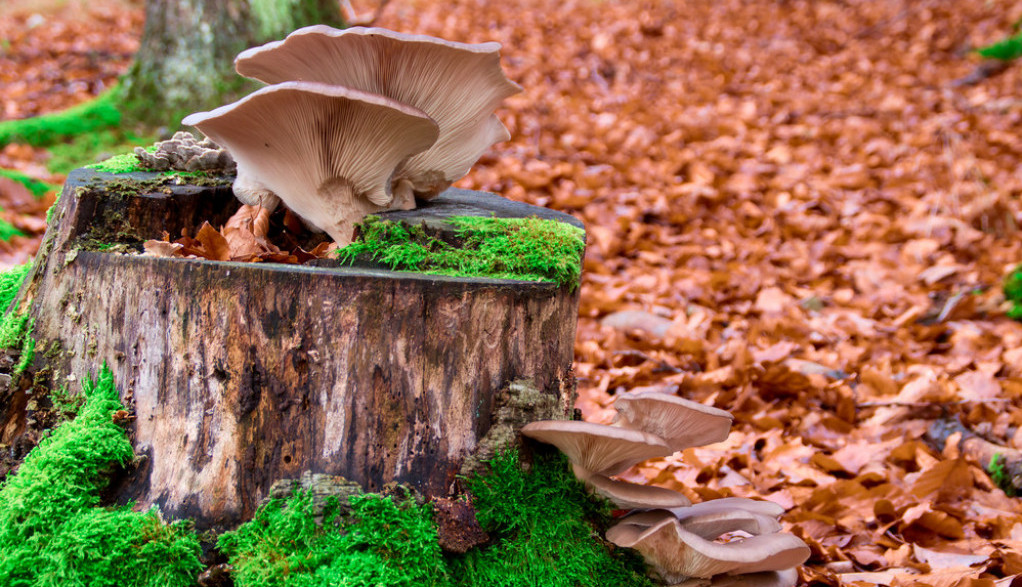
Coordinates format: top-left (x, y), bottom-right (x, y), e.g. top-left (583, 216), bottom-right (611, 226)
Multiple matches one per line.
top-left (521, 391), bottom-right (810, 586)
top-left (183, 26), bottom-right (521, 246)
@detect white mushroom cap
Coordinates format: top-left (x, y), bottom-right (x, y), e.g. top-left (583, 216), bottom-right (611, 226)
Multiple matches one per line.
top-left (520, 420), bottom-right (673, 476)
top-left (571, 464), bottom-right (690, 509)
top-left (613, 391), bottom-right (733, 452)
top-left (182, 82), bottom-right (439, 245)
top-left (234, 25), bottom-right (522, 199)
top-left (606, 516), bottom-right (810, 581)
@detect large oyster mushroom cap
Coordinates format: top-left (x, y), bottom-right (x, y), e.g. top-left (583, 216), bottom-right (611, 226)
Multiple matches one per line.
top-left (606, 516), bottom-right (810, 581)
top-left (571, 464), bottom-right (690, 509)
top-left (182, 81), bottom-right (439, 245)
top-left (234, 25), bottom-right (522, 199)
top-left (613, 391), bottom-right (734, 452)
top-left (520, 420), bottom-right (673, 476)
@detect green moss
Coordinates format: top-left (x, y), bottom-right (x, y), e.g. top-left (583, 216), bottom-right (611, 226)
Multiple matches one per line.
top-left (978, 30), bottom-right (1022, 61)
top-left (0, 168), bottom-right (57, 198)
top-left (989, 453), bottom-right (1017, 497)
top-left (47, 128), bottom-right (155, 175)
top-left (1005, 265), bottom-right (1022, 320)
top-left (453, 450), bottom-right (653, 587)
top-left (337, 215), bottom-right (585, 289)
top-left (0, 87), bottom-right (122, 148)
top-left (222, 449), bottom-right (649, 587)
top-left (85, 151), bottom-right (146, 174)
top-left (0, 263), bottom-right (29, 313)
top-left (0, 220), bottom-right (23, 242)
top-left (0, 365), bottom-right (203, 586)
top-left (0, 264), bottom-right (32, 375)
top-left (221, 491), bottom-right (447, 587)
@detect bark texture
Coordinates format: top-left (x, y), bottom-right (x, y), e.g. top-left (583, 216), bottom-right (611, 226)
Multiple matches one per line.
top-left (121, 0), bottom-right (345, 127)
top-left (21, 169), bottom-right (582, 531)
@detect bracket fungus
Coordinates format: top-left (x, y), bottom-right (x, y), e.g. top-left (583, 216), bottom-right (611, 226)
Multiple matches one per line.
top-left (234, 25), bottom-right (522, 201)
top-left (182, 82), bottom-right (439, 245)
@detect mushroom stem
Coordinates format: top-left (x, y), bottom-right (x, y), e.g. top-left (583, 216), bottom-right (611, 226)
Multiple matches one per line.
top-left (390, 178), bottom-right (417, 211)
top-left (316, 177), bottom-right (380, 246)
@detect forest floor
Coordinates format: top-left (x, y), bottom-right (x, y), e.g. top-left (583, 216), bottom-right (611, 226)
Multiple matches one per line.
top-left (3, 0), bottom-right (1022, 585)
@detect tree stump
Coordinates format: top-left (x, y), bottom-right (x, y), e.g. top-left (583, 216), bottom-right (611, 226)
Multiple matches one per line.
top-left (18, 168), bottom-right (582, 531)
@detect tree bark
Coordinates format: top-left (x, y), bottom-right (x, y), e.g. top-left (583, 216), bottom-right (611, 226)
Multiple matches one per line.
top-left (18, 169), bottom-right (583, 531)
top-left (121, 0), bottom-right (345, 128)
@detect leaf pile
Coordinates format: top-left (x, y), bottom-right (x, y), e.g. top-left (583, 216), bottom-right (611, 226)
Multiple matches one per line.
top-left (3, 0), bottom-right (1022, 584)
top-left (374, 0), bottom-right (1022, 584)
top-left (143, 205), bottom-right (331, 264)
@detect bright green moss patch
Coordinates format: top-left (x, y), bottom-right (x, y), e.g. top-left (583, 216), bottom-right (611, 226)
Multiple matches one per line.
top-left (0, 168), bottom-right (57, 198)
top-left (978, 31), bottom-right (1022, 61)
top-left (221, 491), bottom-right (447, 587)
top-left (0, 220), bottom-right (22, 242)
top-left (1005, 265), bottom-right (1022, 320)
top-left (222, 450), bottom-right (650, 587)
top-left (0, 87), bottom-right (122, 148)
top-left (0, 263), bottom-right (29, 313)
top-left (48, 128), bottom-right (155, 175)
top-left (0, 264), bottom-right (32, 374)
top-left (453, 450), bottom-right (654, 587)
top-left (85, 150), bottom-right (147, 174)
top-left (338, 215), bottom-right (585, 289)
top-left (0, 365), bottom-right (203, 586)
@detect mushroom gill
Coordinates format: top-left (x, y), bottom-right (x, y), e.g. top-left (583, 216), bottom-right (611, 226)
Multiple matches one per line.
top-left (520, 420), bottom-right (673, 477)
top-left (613, 391), bottom-right (734, 453)
top-left (183, 81), bottom-right (439, 245)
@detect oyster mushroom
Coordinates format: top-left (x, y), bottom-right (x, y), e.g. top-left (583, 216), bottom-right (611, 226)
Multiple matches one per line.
top-left (614, 507), bottom-right (782, 540)
top-left (571, 464), bottom-right (690, 509)
top-left (234, 25), bottom-right (522, 200)
top-left (182, 81), bottom-right (439, 245)
top-left (613, 391), bottom-right (733, 452)
top-left (606, 514), bottom-right (810, 582)
top-left (520, 420), bottom-right (673, 476)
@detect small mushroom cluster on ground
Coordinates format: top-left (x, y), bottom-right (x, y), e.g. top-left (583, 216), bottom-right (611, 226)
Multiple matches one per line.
top-left (182, 26), bottom-right (521, 246)
top-left (521, 391), bottom-right (810, 586)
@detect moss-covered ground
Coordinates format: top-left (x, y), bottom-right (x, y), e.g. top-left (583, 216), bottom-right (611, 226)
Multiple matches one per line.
top-left (222, 449), bottom-right (652, 587)
top-left (338, 215), bottom-right (586, 289)
top-left (0, 365), bottom-right (204, 586)
top-left (0, 85), bottom-right (156, 180)
top-left (0, 169), bottom-right (57, 199)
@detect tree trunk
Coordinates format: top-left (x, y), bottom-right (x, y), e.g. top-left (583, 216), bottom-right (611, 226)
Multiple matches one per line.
top-left (121, 0), bottom-right (345, 128)
top-left (18, 169), bottom-right (582, 531)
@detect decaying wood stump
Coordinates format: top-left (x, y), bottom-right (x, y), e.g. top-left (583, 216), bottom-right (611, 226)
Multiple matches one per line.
top-left (16, 168), bottom-right (583, 530)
